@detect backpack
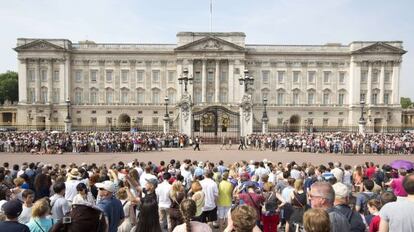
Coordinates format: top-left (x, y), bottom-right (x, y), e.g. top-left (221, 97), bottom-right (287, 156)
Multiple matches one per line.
top-left (361, 192), bottom-right (379, 215)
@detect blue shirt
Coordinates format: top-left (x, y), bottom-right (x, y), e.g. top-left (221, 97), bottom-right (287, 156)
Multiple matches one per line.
top-left (97, 196), bottom-right (124, 232)
top-left (26, 218), bottom-right (54, 232)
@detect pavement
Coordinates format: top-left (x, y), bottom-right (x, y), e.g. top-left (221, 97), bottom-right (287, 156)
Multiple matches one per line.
top-left (1, 145), bottom-right (414, 166)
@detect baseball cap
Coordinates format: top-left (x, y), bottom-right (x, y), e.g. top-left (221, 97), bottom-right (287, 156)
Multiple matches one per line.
top-left (95, 181), bottom-right (116, 193)
top-left (333, 182), bottom-right (349, 199)
top-left (1, 200), bottom-right (23, 218)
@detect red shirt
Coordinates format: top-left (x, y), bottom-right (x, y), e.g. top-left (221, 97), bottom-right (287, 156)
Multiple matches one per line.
top-left (365, 167), bottom-right (376, 179)
top-left (239, 192), bottom-right (265, 220)
top-left (369, 215), bottom-right (380, 232)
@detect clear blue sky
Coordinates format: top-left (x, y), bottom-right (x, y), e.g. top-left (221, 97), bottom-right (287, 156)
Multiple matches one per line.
top-left (1, 0), bottom-right (413, 99)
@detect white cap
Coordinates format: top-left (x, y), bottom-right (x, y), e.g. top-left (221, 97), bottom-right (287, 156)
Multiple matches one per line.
top-left (95, 181), bottom-right (116, 193)
top-left (333, 182), bottom-right (349, 199)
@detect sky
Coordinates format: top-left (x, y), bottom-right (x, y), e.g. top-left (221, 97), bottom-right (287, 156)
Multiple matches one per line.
top-left (1, 0), bottom-right (413, 98)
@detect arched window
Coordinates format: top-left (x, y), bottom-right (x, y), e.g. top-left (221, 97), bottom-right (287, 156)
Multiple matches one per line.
top-left (106, 88), bottom-right (114, 104)
top-left (276, 88), bottom-right (285, 105)
top-left (152, 88), bottom-right (160, 104)
top-left (323, 89), bottom-right (331, 105)
top-left (90, 88), bottom-right (98, 104)
top-left (40, 87), bottom-right (48, 104)
top-left (136, 88), bottom-right (145, 104)
top-left (307, 89), bottom-right (316, 105)
top-left (74, 88), bottom-right (83, 105)
top-left (121, 88), bottom-right (129, 104)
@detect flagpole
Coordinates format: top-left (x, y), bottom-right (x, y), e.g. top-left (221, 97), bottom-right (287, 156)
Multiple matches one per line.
top-left (210, 0), bottom-right (212, 33)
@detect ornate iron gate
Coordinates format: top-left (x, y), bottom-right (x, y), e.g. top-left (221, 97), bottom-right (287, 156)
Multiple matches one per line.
top-left (192, 106), bottom-right (240, 144)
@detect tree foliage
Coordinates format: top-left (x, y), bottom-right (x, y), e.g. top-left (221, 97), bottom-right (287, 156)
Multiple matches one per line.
top-left (401, 97), bottom-right (412, 109)
top-left (0, 71), bottom-right (18, 104)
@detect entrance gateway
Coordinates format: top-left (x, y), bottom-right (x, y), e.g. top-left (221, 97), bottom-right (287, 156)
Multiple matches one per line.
top-left (192, 106), bottom-right (240, 144)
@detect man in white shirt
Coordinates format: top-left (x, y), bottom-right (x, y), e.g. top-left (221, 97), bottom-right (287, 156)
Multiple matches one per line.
top-left (331, 162), bottom-right (344, 183)
top-left (200, 169), bottom-right (219, 225)
top-left (155, 172), bottom-right (172, 231)
top-left (65, 168), bottom-right (86, 203)
top-left (50, 182), bottom-right (70, 222)
top-left (139, 166), bottom-right (157, 188)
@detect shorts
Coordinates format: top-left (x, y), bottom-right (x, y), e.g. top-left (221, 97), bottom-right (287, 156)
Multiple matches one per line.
top-left (200, 207), bottom-right (218, 222)
top-left (217, 206), bottom-right (231, 219)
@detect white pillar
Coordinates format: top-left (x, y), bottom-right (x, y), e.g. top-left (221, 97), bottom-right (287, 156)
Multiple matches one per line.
top-left (202, 59), bottom-right (207, 103)
top-left (367, 62), bottom-right (372, 105)
top-left (392, 61), bottom-right (400, 105)
top-left (47, 59), bottom-right (53, 104)
top-left (215, 60), bottom-right (220, 103)
top-left (35, 59), bottom-right (41, 103)
top-left (176, 59), bottom-right (183, 101)
top-left (59, 60), bottom-right (65, 104)
top-left (188, 59), bottom-right (194, 98)
top-left (64, 57), bottom-right (71, 102)
top-left (379, 62), bottom-right (385, 104)
top-left (228, 60), bottom-right (234, 103)
top-left (18, 58), bottom-right (27, 104)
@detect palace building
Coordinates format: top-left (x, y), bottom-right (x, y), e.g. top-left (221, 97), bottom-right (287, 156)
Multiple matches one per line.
top-left (14, 32), bottom-right (406, 137)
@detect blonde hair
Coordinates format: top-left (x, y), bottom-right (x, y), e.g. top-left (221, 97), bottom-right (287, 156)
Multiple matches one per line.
top-left (170, 181), bottom-right (184, 200)
top-left (303, 208), bottom-right (330, 232)
top-left (116, 187), bottom-right (128, 200)
top-left (231, 205), bottom-right (257, 232)
top-left (294, 178), bottom-right (304, 192)
top-left (13, 177), bottom-right (24, 186)
top-left (32, 198), bottom-right (50, 218)
top-left (191, 181), bottom-right (202, 193)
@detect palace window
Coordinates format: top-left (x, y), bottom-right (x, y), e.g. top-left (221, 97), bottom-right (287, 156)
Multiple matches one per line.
top-left (323, 71), bottom-right (330, 83)
top-left (137, 89), bottom-right (145, 104)
top-left (121, 90), bottom-right (129, 104)
top-left (167, 89), bottom-right (177, 104)
top-left (91, 117), bottom-right (97, 125)
top-left (53, 70), bottom-right (59, 82)
top-left (293, 71), bottom-right (300, 83)
top-left (220, 71), bottom-right (227, 82)
top-left (75, 70), bottom-right (82, 82)
top-left (90, 89), bottom-right (98, 104)
top-left (52, 88), bottom-right (60, 104)
top-left (308, 71), bottom-right (315, 83)
top-left (338, 119), bottom-right (344, 127)
top-left (152, 89), bottom-right (160, 104)
top-left (307, 92), bottom-right (315, 104)
top-left (293, 93), bottom-right (299, 105)
top-left (360, 93), bottom-right (366, 102)
top-left (28, 88), bottom-right (35, 103)
top-left (372, 93), bottom-right (378, 105)
top-left (28, 69), bottom-right (35, 82)
top-left (323, 119), bottom-right (329, 127)
top-left (277, 92), bottom-right (284, 105)
top-left (323, 92), bottom-right (330, 105)
top-left (277, 71), bottom-right (284, 83)
top-left (90, 70), bottom-right (97, 82)
top-left (106, 70), bottom-right (113, 82)
top-left (106, 89), bottom-right (113, 104)
top-left (75, 89), bottom-right (82, 104)
top-left (40, 87), bottom-right (48, 103)
top-left (361, 70), bottom-right (367, 83)
top-left (384, 93), bottom-right (390, 104)
top-left (136, 70), bottom-right (144, 82)
top-left (168, 71), bottom-right (175, 83)
top-left (194, 71), bottom-right (202, 84)
top-left (262, 71), bottom-right (269, 84)
top-left (339, 72), bottom-right (345, 84)
top-left (152, 70), bottom-right (160, 83)
top-left (384, 71), bottom-right (391, 83)
top-left (372, 70), bottom-right (379, 83)
top-left (207, 71), bottom-right (214, 82)
top-left (41, 69), bottom-right (47, 82)
top-left (152, 117), bottom-right (159, 125)
top-left (121, 70), bottom-right (129, 83)
top-left (338, 93), bottom-right (345, 105)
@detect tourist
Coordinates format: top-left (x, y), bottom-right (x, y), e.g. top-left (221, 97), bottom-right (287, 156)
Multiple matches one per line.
top-left (72, 182), bottom-right (95, 205)
top-left (49, 182), bottom-right (70, 222)
top-left (96, 180), bottom-right (124, 232)
top-left (199, 170), bottom-right (218, 225)
top-left (309, 182), bottom-right (350, 232)
top-left (190, 181), bottom-right (205, 221)
top-left (26, 198), bottom-right (55, 232)
top-left (303, 208), bottom-right (331, 232)
top-left (173, 199), bottom-right (212, 232)
top-left (217, 172), bottom-right (234, 231)
top-left (156, 172), bottom-right (172, 231)
top-left (169, 181), bottom-right (186, 231)
top-left (224, 205), bottom-right (261, 232)
top-left (379, 173), bottom-right (414, 231)
top-left (116, 187), bottom-right (137, 232)
top-left (18, 189), bottom-right (34, 224)
top-left (0, 199), bottom-right (30, 232)
top-left (288, 178), bottom-right (307, 231)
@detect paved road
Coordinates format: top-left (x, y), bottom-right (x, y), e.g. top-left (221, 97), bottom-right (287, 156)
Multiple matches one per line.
top-left (1, 145), bottom-right (413, 166)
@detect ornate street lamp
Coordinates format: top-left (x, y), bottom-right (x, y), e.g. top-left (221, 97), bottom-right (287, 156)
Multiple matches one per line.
top-left (359, 99), bottom-right (366, 123)
top-left (262, 97), bottom-right (268, 121)
top-left (178, 68), bottom-right (193, 93)
top-left (164, 96), bottom-right (169, 118)
top-left (239, 69), bottom-right (254, 93)
top-left (65, 98), bottom-right (71, 121)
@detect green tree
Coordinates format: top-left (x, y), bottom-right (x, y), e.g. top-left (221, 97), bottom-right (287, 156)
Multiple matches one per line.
top-left (0, 71), bottom-right (18, 104)
top-left (401, 97), bottom-right (412, 109)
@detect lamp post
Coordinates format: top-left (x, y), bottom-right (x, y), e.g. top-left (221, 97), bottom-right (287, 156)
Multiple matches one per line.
top-left (239, 69), bottom-right (254, 93)
top-left (64, 98), bottom-right (72, 133)
top-left (178, 68), bottom-right (193, 93)
top-left (262, 97), bottom-right (269, 134)
top-left (163, 96), bottom-right (170, 134)
top-left (359, 99), bottom-right (367, 136)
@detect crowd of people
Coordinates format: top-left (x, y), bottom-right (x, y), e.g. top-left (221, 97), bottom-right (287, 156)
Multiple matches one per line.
top-left (0, 157), bottom-right (414, 232)
top-left (246, 132), bottom-right (414, 154)
top-left (0, 132), bottom-right (189, 154)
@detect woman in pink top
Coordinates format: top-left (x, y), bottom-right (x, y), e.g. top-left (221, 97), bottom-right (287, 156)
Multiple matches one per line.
top-left (388, 169), bottom-right (408, 197)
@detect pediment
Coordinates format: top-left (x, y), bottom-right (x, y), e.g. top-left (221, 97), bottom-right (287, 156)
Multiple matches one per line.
top-left (14, 40), bottom-right (66, 52)
top-left (352, 42), bottom-right (406, 55)
top-left (175, 36), bottom-right (245, 52)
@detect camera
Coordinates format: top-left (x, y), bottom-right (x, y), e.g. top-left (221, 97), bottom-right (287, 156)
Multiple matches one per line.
top-left (62, 216), bottom-right (72, 224)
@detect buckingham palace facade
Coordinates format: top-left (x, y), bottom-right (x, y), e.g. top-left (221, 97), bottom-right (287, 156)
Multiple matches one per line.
top-left (14, 32), bottom-right (406, 134)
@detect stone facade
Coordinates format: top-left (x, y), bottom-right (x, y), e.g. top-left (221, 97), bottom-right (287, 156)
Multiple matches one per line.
top-left (14, 32), bottom-right (406, 132)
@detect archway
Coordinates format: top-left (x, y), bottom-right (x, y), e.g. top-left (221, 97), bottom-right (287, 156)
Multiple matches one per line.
top-left (118, 114), bottom-right (131, 131)
top-left (289, 115), bottom-right (300, 132)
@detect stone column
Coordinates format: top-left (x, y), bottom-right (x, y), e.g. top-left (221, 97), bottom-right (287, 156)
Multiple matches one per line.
top-left (130, 60), bottom-right (136, 102)
top-left (114, 60), bottom-right (121, 103)
top-left (202, 59), bottom-right (207, 103)
top-left (187, 59), bottom-right (194, 98)
top-left (47, 59), bottom-right (53, 104)
top-left (215, 60), bottom-right (220, 103)
top-left (98, 60), bottom-right (105, 103)
top-left (379, 62), bottom-right (385, 104)
top-left (367, 62), bottom-right (372, 105)
top-left (64, 57), bottom-right (71, 102)
top-left (392, 61), bottom-right (400, 105)
top-left (35, 59), bottom-right (41, 103)
top-left (59, 60), bottom-right (66, 103)
top-left (145, 61), bottom-right (152, 103)
top-left (18, 59), bottom-right (27, 104)
top-left (228, 60), bottom-right (234, 103)
top-left (176, 59), bottom-right (183, 100)
top-left (83, 60), bottom-right (90, 104)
